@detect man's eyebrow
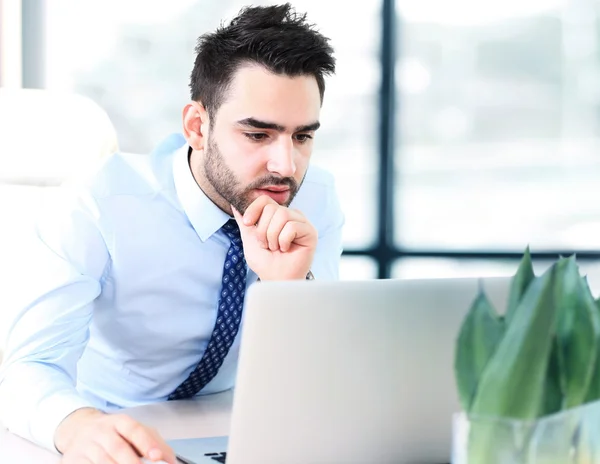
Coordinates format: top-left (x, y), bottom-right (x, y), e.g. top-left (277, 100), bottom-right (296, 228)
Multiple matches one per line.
top-left (236, 117), bottom-right (320, 133)
top-left (295, 122), bottom-right (320, 132)
top-left (236, 118), bottom-right (285, 132)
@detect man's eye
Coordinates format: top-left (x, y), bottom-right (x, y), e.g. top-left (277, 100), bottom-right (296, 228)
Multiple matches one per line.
top-left (244, 133), bottom-right (268, 142)
top-left (294, 134), bottom-right (313, 143)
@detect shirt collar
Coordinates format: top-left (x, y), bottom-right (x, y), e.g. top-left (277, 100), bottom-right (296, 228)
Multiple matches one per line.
top-left (173, 144), bottom-right (231, 242)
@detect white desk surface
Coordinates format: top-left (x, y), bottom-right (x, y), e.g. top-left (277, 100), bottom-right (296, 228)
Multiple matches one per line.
top-left (0, 390), bottom-right (234, 463)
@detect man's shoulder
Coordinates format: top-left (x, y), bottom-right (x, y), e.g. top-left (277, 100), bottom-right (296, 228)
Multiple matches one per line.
top-left (68, 142), bottom-right (178, 201)
top-left (301, 164), bottom-right (337, 190)
top-left (291, 164), bottom-right (343, 228)
top-left (93, 152), bottom-right (164, 196)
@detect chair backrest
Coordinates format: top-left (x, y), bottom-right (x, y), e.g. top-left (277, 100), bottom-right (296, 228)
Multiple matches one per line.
top-left (0, 87), bottom-right (119, 185)
top-left (0, 88), bottom-right (119, 364)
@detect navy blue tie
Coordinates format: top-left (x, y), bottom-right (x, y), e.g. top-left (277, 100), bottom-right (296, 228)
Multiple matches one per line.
top-left (169, 219), bottom-right (247, 400)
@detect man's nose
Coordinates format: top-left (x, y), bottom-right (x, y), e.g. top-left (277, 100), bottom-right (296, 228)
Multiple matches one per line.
top-left (266, 138), bottom-right (296, 178)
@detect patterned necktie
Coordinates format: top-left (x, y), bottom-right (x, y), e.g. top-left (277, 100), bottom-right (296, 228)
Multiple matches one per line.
top-left (169, 219), bottom-right (247, 400)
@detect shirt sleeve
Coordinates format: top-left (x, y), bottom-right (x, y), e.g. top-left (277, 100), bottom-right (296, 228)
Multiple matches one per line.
top-left (311, 174), bottom-right (345, 281)
top-left (0, 187), bottom-right (109, 452)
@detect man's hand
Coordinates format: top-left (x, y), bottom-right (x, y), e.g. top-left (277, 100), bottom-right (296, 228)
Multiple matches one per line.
top-left (55, 408), bottom-right (176, 464)
top-left (232, 195), bottom-right (317, 281)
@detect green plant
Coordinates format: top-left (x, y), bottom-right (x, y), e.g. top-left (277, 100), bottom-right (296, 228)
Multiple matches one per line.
top-left (454, 248), bottom-right (600, 462)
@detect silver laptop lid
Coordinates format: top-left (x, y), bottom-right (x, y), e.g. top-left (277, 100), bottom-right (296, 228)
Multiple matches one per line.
top-left (225, 277), bottom-right (511, 464)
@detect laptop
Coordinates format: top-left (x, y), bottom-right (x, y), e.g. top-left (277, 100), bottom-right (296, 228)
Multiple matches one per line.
top-left (168, 276), bottom-right (511, 464)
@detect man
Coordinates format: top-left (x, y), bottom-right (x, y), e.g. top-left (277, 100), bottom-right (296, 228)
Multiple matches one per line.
top-left (0, 3), bottom-right (344, 463)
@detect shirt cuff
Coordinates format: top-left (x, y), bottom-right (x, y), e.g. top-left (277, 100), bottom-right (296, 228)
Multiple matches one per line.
top-left (30, 391), bottom-right (96, 453)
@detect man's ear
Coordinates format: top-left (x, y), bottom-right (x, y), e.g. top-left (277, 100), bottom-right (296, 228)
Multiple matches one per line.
top-left (182, 101), bottom-right (210, 151)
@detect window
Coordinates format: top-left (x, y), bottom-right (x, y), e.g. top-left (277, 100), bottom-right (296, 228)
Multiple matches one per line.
top-left (12, 0), bottom-right (600, 280)
top-left (396, 0), bottom-right (600, 252)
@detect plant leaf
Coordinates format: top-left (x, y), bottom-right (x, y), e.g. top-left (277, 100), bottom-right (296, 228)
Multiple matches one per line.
top-left (541, 338), bottom-right (562, 415)
top-left (455, 287), bottom-right (505, 412)
top-left (505, 246), bottom-right (535, 326)
top-left (471, 264), bottom-right (557, 420)
top-left (580, 277), bottom-right (600, 403)
top-left (554, 257), bottom-right (598, 409)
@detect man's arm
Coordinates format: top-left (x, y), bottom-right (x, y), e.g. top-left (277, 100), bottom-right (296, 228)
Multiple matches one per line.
top-left (0, 190), bottom-right (107, 450)
top-left (0, 189), bottom-right (175, 463)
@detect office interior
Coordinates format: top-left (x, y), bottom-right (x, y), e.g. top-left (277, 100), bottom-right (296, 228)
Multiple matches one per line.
top-left (2, 0), bottom-right (600, 371)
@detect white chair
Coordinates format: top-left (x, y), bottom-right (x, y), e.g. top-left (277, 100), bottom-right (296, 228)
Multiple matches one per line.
top-left (0, 88), bottom-right (119, 184)
top-left (0, 88), bottom-right (119, 364)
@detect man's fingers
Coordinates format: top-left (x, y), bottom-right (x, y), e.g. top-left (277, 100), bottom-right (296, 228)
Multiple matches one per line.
top-left (231, 205), bottom-right (255, 238)
top-left (113, 415), bottom-right (172, 463)
top-left (278, 221), bottom-right (316, 252)
top-left (278, 222), bottom-right (298, 252)
top-left (231, 205), bottom-right (243, 223)
top-left (97, 425), bottom-right (143, 464)
top-left (147, 428), bottom-right (177, 464)
top-left (113, 415), bottom-right (154, 455)
top-left (266, 208), bottom-right (293, 251)
top-left (142, 427), bottom-right (176, 464)
top-left (240, 195), bottom-right (277, 226)
top-left (233, 200), bottom-right (310, 252)
top-left (256, 204), bottom-right (280, 250)
top-left (232, 205), bottom-right (260, 247)
top-left (88, 441), bottom-right (120, 464)
top-left (57, 411), bottom-right (175, 464)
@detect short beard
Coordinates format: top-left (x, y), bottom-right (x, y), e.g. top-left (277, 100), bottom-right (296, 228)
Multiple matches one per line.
top-left (203, 135), bottom-right (303, 214)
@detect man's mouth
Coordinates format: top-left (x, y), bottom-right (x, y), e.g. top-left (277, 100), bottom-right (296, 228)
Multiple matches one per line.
top-left (255, 187), bottom-right (291, 204)
top-left (260, 185), bottom-right (290, 193)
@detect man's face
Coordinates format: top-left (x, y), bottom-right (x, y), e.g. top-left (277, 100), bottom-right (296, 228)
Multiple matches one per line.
top-left (200, 64), bottom-right (322, 214)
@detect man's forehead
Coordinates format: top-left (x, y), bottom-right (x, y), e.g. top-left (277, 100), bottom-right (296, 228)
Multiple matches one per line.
top-left (217, 65), bottom-right (321, 128)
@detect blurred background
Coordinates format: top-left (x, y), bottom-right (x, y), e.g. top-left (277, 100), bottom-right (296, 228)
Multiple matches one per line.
top-left (2, 0), bottom-right (600, 283)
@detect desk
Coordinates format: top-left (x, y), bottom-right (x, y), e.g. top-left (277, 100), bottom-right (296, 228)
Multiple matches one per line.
top-left (0, 390), bottom-right (234, 463)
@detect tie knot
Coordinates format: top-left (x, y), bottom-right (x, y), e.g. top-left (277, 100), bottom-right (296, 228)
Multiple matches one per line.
top-left (222, 219), bottom-right (241, 241)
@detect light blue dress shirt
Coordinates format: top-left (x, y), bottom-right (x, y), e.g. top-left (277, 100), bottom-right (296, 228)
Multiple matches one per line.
top-left (0, 133), bottom-right (344, 450)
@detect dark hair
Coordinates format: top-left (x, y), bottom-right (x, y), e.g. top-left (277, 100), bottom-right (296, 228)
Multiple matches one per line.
top-left (189, 3), bottom-right (335, 118)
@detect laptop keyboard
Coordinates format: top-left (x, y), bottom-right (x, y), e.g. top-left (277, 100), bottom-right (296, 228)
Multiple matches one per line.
top-left (204, 452), bottom-right (227, 463)
top-left (199, 452), bottom-right (449, 463)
